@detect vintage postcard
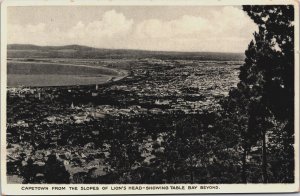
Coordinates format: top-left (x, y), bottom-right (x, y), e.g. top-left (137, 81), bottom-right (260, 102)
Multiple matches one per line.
top-left (1, 0), bottom-right (299, 195)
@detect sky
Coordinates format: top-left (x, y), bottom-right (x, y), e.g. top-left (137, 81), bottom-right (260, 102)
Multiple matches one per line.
top-left (7, 6), bottom-right (258, 53)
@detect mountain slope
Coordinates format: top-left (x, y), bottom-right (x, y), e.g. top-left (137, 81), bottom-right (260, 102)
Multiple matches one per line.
top-left (7, 44), bottom-right (245, 61)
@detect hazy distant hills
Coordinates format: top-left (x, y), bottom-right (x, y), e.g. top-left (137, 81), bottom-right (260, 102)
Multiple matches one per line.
top-left (8, 44), bottom-right (94, 51)
top-left (8, 44), bottom-right (245, 61)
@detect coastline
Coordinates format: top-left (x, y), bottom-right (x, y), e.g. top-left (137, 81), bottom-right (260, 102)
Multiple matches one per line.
top-left (6, 62), bottom-right (129, 88)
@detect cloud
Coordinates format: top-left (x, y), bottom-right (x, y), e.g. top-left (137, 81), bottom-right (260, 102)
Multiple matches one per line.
top-left (8, 10), bottom-right (134, 47)
top-left (67, 10), bottom-right (133, 40)
top-left (8, 23), bottom-right (47, 44)
top-left (134, 15), bottom-right (210, 39)
top-left (8, 7), bottom-right (258, 52)
top-left (130, 6), bottom-right (257, 52)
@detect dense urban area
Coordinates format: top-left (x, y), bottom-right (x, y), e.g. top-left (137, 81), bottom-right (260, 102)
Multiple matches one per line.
top-left (7, 57), bottom-right (243, 183)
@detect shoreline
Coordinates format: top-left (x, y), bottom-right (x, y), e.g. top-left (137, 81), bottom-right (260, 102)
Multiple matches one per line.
top-left (7, 63), bottom-right (129, 88)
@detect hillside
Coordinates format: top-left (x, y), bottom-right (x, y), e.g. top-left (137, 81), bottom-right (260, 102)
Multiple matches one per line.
top-left (8, 44), bottom-right (245, 61)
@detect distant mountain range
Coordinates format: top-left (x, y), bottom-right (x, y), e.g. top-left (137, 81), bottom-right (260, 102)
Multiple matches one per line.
top-left (8, 44), bottom-right (245, 61)
top-left (8, 44), bottom-right (93, 51)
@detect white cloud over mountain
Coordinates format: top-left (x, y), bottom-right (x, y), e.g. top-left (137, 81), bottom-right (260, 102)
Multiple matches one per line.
top-left (8, 6), bottom-right (257, 52)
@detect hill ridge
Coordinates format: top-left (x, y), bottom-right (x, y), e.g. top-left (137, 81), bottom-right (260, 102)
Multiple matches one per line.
top-left (8, 44), bottom-right (245, 61)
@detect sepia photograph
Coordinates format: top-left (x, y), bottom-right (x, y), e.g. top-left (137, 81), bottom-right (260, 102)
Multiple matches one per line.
top-left (1, 0), bottom-right (299, 195)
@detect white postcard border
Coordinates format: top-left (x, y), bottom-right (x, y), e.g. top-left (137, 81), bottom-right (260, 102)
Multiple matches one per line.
top-left (1, 0), bottom-right (299, 195)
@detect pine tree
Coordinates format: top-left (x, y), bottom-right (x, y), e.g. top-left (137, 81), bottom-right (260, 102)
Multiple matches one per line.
top-left (225, 5), bottom-right (294, 182)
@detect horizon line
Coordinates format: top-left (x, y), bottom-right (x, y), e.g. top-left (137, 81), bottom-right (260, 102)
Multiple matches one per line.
top-left (7, 43), bottom-right (245, 55)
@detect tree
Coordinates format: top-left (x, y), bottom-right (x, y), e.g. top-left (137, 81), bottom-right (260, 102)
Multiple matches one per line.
top-left (21, 158), bottom-right (36, 183)
top-left (44, 154), bottom-right (70, 183)
top-left (242, 5), bottom-right (294, 121)
top-left (225, 5), bottom-right (294, 183)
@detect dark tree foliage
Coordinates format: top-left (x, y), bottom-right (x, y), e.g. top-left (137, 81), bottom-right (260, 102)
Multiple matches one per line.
top-left (21, 158), bottom-right (36, 184)
top-left (44, 155), bottom-right (70, 184)
top-left (242, 5), bottom-right (294, 120)
top-left (223, 5), bottom-right (294, 183)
